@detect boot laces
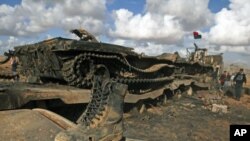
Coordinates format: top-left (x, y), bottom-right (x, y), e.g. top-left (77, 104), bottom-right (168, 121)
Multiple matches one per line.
top-left (79, 75), bottom-right (112, 126)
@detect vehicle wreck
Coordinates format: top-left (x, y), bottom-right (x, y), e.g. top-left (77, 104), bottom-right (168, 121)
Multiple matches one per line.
top-left (0, 29), bottom-right (223, 140)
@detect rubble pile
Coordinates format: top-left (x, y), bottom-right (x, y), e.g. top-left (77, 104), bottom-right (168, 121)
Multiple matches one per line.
top-left (198, 91), bottom-right (228, 113)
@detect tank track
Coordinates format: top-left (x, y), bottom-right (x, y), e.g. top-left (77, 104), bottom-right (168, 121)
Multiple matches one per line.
top-left (0, 73), bottom-right (16, 80)
top-left (62, 52), bottom-right (172, 74)
top-left (62, 54), bottom-right (94, 88)
top-left (61, 53), bottom-right (197, 93)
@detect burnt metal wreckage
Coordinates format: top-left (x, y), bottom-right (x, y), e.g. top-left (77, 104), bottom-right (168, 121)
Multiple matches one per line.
top-left (1, 67), bottom-right (129, 141)
top-left (0, 29), bottom-right (223, 140)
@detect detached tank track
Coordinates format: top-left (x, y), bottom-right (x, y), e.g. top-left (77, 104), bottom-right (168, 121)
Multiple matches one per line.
top-left (77, 53), bottom-right (174, 74)
top-left (81, 52), bottom-right (160, 75)
top-left (62, 53), bottom-right (174, 90)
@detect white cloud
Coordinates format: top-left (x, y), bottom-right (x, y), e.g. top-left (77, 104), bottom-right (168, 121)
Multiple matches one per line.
top-left (111, 39), bottom-right (127, 46)
top-left (134, 43), bottom-right (167, 56)
top-left (46, 34), bottom-right (53, 40)
top-left (0, 36), bottom-right (20, 53)
top-left (216, 45), bottom-right (250, 54)
top-left (109, 9), bottom-right (184, 44)
top-left (208, 0), bottom-right (250, 61)
top-left (145, 0), bottom-right (213, 30)
top-left (0, 0), bottom-right (107, 36)
top-left (0, 0), bottom-right (249, 67)
top-left (109, 0), bottom-right (212, 45)
top-left (110, 38), bottom-right (186, 57)
top-left (7, 36), bottom-right (18, 46)
top-left (209, 0), bottom-right (250, 46)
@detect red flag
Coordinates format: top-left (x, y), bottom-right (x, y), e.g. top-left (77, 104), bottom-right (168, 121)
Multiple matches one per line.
top-left (193, 31), bottom-right (202, 39)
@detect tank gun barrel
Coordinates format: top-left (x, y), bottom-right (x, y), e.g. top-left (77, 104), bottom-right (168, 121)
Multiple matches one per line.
top-left (70, 29), bottom-right (98, 42)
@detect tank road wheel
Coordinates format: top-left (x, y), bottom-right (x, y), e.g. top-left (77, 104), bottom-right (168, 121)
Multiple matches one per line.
top-left (62, 55), bottom-right (94, 88)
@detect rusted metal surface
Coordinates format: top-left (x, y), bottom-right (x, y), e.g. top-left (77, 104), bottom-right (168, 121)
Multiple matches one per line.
top-left (187, 43), bottom-right (223, 71)
top-left (156, 52), bottom-right (179, 62)
top-left (34, 108), bottom-right (76, 129)
top-left (0, 78), bottom-right (205, 110)
top-left (0, 29), bottom-right (221, 140)
top-left (0, 29), bottom-right (217, 114)
top-left (0, 29), bottom-right (214, 95)
top-left (125, 79), bottom-right (195, 103)
top-left (0, 82), bottom-right (91, 110)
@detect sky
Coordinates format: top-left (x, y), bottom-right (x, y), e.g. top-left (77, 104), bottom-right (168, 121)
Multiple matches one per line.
top-left (0, 0), bottom-right (250, 67)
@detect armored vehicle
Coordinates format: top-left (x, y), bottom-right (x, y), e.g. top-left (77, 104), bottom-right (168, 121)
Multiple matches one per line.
top-left (187, 43), bottom-right (223, 71)
top-left (0, 29), bottom-right (223, 140)
top-left (0, 29), bottom-right (222, 113)
top-left (1, 29), bottom-right (213, 93)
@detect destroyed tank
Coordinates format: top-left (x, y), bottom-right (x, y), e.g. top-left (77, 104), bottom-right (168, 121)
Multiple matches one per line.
top-left (0, 30), bottom-right (223, 141)
top-left (0, 29), bottom-right (214, 94)
top-left (187, 43), bottom-right (224, 75)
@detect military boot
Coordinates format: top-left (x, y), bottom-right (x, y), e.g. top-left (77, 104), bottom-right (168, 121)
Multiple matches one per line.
top-left (55, 79), bottom-right (127, 141)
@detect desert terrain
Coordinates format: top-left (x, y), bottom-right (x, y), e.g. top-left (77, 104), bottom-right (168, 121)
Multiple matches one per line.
top-left (123, 89), bottom-right (250, 141)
